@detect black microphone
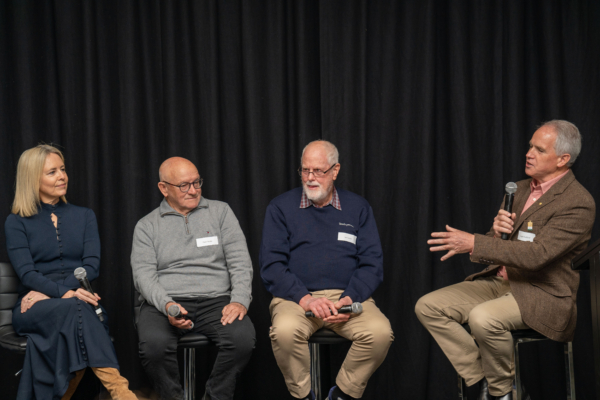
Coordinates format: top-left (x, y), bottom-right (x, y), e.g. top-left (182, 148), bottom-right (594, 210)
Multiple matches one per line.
top-left (73, 267), bottom-right (104, 322)
top-left (501, 182), bottom-right (518, 240)
top-left (305, 302), bottom-right (363, 318)
top-left (168, 304), bottom-right (194, 328)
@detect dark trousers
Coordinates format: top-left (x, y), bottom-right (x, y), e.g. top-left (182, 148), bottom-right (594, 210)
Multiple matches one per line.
top-left (137, 296), bottom-right (256, 400)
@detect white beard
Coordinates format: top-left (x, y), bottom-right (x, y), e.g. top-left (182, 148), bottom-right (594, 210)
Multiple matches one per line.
top-left (303, 180), bottom-right (331, 204)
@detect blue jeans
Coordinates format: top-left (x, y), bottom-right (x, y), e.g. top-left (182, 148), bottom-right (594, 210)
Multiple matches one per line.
top-left (137, 296), bottom-right (255, 400)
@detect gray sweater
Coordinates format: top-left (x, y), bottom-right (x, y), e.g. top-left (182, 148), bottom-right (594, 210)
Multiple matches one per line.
top-left (131, 197), bottom-right (253, 316)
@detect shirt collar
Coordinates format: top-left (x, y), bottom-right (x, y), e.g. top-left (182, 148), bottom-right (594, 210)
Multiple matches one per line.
top-left (300, 186), bottom-right (341, 210)
top-left (530, 169), bottom-right (570, 195)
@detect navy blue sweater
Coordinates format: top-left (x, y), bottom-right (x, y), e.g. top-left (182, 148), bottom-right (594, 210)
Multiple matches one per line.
top-left (5, 202), bottom-right (101, 299)
top-left (260, 187), bottom-right (383, 304)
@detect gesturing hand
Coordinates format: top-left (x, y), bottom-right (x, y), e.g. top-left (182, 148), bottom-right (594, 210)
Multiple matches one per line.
top-left (221, 302), bottom-right (247, 325)
top-left (21, 290), bottom-right (50, 313)
top-left (323, 296), bottom-right (353, 323)
top-left (492, 209), bottom-right (516, 238)
top-left (428, 225), bottom-right (475, 261)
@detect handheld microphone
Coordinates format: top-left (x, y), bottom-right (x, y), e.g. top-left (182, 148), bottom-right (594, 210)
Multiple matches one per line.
top-left (501, 182), bottom-right (518, 240)
top-left (167, 304), bottom-right (194, 328)
top-left (305, 302), bottom-right (363, 318)
top-left (73, 267), bottom-right (104, 322)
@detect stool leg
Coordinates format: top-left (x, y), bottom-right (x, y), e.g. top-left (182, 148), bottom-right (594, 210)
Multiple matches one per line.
top-left (514, 340), bottom-right (523, 400)
top-left (184, 348), bottom-right (196, 400)
top-left (565, 342), bottom-right (576, 400)
top-left (310, 343), bottom-right (322, 400)
top-left (458, 373), bottom-right (467, 400)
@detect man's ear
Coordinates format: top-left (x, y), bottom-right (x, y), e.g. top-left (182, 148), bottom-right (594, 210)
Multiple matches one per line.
top-left (557, 153), bottom-right (571, 168)
top-left (332, 163), bottom-right (341, 181)
top-left (158, 182), bottom-right (169, 198)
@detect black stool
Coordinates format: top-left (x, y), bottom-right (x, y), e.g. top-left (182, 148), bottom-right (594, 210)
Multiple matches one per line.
top-left (0, 262), bottom-right (27, 361)
top-left (133, 292), bottom-right (213, 400)
top-left (308, 328), bottom-right (351, 400)
top-left (458, 324), bottom-right (575, 400)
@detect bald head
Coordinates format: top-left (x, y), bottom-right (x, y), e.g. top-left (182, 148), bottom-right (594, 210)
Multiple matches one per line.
top-left (159, 157), bottom-right (198, 183)
top-left (158, 157), bottom-right (202, 215)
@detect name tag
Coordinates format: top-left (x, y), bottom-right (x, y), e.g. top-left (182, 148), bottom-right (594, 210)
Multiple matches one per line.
top-left (196, 236), bottom-right (219, 247)
top-left (338, 232), bottom-right (357, 245)
top-left (517, 231), bottom-right (536, 242)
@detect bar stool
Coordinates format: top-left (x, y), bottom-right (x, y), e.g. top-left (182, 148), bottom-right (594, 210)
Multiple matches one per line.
top-left (308, 328), bottom-right (351, 400)
top-left (458, 324), bottom-right (576, 400)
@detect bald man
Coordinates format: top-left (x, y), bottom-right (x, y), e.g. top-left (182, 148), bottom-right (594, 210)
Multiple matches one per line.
top-left (260, 141), bottom-right (393, 400)
top-left (131, 157), bottom-right (255, 400)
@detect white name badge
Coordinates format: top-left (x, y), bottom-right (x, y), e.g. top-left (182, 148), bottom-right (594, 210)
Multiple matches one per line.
top-left (517, 231), bottom-right (536, 242)
top-left (338, 232), bottom-right (357, 245)
top-left (196, 236), bottom-right (219, 247)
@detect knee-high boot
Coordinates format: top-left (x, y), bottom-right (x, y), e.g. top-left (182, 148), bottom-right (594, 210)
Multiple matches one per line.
top-left (61, 369), bottom-right (87, 400)
top-left (91, 367), bottom-right (138, 400)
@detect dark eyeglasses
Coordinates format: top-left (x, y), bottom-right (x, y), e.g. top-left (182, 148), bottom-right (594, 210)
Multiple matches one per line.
top-left (162, 178), bottom-right (203, 193)
top-left (297, 164), bottom-right (337, 178)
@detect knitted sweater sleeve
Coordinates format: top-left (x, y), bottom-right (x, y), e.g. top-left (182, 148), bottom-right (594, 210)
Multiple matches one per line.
top-left (259, 202), bottom-right (310, 303)
top-left (340, 205), bottom-right (384, 303)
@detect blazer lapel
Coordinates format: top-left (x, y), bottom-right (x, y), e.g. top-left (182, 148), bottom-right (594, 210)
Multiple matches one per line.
top-left (515, 170), bottom-right (575, 229)
top-left (508, 180), bottom-right (531, 240)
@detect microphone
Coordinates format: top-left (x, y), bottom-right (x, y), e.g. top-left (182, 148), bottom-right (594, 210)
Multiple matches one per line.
top-left (167, 304), bottom-right (194, 328)
top-left (501, 182), bottom-right (518, 240)
top-left (73, 267), bottom-right (104, 322)
top-left (305, 302), bottom-right (363, 318)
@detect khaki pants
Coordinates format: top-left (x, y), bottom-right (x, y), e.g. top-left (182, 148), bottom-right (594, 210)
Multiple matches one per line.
top-left (415, 276), bottom-right (527, 397)
top-left (269, 289), bottom-right (394, 399)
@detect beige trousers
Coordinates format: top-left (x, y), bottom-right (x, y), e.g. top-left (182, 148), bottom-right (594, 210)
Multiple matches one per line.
top-left (269, 289), bottom-right (393, 399)
top-left (415, 276), bottom-right (527, 396)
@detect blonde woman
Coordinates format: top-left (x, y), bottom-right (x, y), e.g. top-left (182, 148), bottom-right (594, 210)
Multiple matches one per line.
top-left (5, 145), bottom-right (137, 400)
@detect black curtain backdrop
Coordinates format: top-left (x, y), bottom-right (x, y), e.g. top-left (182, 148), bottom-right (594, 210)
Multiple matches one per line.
top-left (1, 1), bottom-right (600, 399)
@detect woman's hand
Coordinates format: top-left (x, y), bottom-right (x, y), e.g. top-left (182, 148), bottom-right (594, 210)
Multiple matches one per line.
top-left (21, 290), bottom-right (50, 313)
top-left (62, 288), bottom-right (101, 306)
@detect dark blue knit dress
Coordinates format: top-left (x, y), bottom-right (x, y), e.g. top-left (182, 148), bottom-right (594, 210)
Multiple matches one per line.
top-left (5, 202), bottom-right (119, 400)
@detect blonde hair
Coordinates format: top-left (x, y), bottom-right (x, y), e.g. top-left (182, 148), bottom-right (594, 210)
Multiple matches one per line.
top-left (11, 145), bottom-right (67, 217)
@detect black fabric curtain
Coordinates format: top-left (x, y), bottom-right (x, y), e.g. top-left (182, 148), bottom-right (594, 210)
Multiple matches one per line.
top-left (1, 1), bottom-right (600, 399)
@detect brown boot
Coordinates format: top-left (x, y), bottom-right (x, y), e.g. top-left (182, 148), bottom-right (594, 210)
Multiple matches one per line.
top-left (91, 367), bottom-right (138, 400)
top-left (61, 369), bottom-right (86, 400)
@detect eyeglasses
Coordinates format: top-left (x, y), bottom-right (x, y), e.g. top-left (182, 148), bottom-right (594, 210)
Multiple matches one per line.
top-left (297, 164), bottom-right (337, 178)
top-left (162, 178), bottom-right (203, 193)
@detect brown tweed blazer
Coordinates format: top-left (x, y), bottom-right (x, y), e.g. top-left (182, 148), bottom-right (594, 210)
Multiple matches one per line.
top-left (467, 170), bottom-right (595, 342)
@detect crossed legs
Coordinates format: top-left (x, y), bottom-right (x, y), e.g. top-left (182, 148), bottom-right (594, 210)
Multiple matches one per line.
top-left (415, 276), bottom-right (527, 396)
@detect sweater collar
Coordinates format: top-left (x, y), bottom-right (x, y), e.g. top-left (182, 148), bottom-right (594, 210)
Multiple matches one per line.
top-left (40, 200), bottom-right (66, 213)
top-left (159, 197), bottom-right (208, 217)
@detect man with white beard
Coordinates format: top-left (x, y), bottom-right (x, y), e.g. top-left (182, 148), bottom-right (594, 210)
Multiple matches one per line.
top-left (260, 140), bottom-right (393, 400)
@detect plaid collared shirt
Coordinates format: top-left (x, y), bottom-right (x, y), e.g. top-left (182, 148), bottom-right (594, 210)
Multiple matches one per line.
top-left (299, 186), bottom-right (341, 210)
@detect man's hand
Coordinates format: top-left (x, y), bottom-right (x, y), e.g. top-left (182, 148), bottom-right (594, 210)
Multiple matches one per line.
top-left (21, 290), bottom-right (50, 313)
top-left (62, 288), bottom-right (101, 306)
top-left (221, 302), bottom-right (247, 325)
top-left (428, 225), bottom-right (475, 261)
top-left (165, 302), bottom-right (193, 330)
top-left (323, 296), bottom-right (353, 323)
top-left (493, 209), bottom-right (516, 238)
top-left (299, 294), bottom-right (338, 320)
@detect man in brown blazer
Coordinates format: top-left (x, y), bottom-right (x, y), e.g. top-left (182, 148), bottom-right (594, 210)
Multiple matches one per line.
top-left (415, 120), bottom-right (595, 400)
